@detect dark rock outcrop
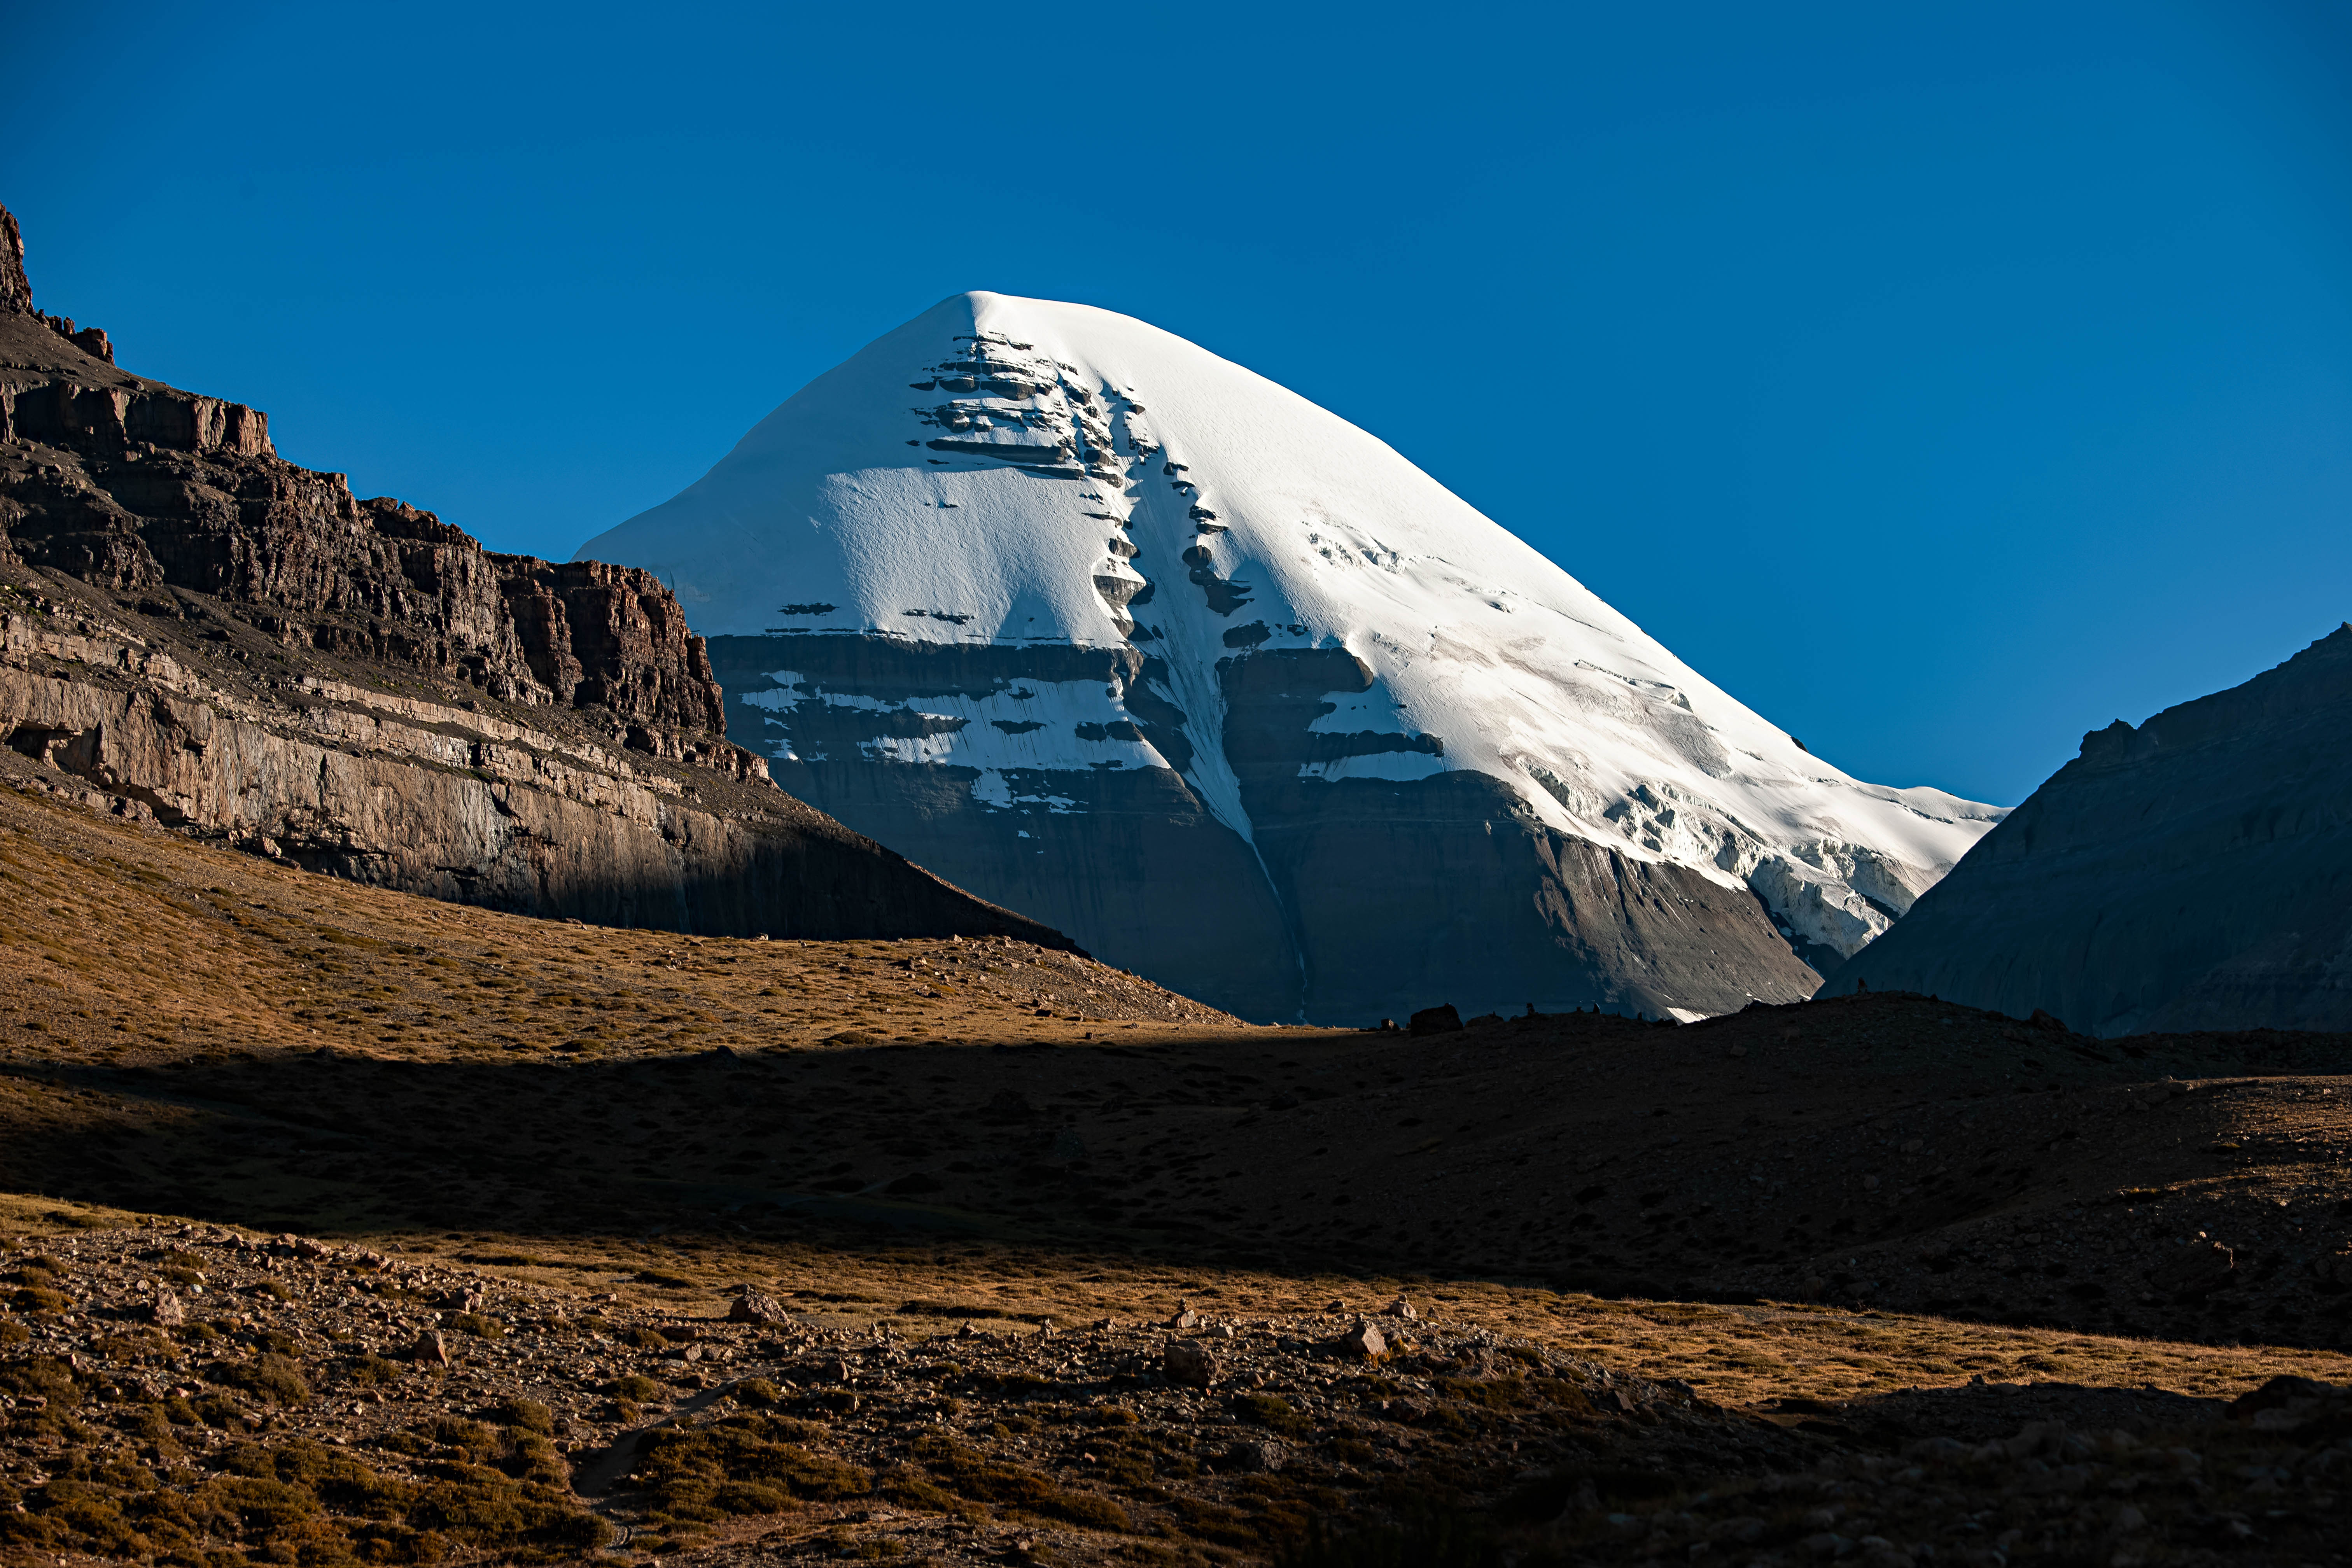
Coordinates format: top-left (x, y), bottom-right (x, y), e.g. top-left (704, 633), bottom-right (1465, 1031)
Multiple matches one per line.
top-left (0, 200), bottom-right (1064, 948)
top-left (707, 634), bottom-right (1300, 1012)
top-left (0, 205), bottom-right (31, 317)
top-left (1824, 625), bottom-right (2352, 1034)
top-left (708, 633), bottom-right (1819, 1022)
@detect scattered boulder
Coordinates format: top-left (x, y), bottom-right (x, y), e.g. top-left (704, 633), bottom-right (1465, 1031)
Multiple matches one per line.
top-left (728, 1292), bottom-right (792, 1325)
top-left (1408, 1004), bottom-right (1463, 1037)
top-left (147, 1290), bottom-right (185, 1326)
top-left (1225, 1438), bottom-right (1286, 1472)
top-left (1384, 1296), bottom-right (1419, 1320)
top-left (1164, 1339), bottom-right (1219, 1388)
top-left (1333, 1320), bottom-right (1389, 1360)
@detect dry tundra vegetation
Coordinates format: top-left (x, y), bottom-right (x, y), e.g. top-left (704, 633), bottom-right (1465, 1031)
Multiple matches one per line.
top-left (4, 769), bottom-right (2352, 1566)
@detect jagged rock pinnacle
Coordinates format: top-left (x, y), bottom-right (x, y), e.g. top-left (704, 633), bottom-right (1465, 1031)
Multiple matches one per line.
top-left (0, 202), bottom-right (33, 317)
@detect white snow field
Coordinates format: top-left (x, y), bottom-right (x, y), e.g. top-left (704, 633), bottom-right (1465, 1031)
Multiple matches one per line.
top-left (580, 292), bottom-right (2001, 1020)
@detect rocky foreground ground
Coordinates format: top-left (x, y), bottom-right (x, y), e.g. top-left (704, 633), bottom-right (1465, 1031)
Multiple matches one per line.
top-left (5, 1218), bottom-right (2352, 1567)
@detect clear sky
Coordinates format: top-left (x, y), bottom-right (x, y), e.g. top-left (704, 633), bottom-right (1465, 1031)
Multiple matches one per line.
top-left (6, 1), bottom-right (2347, 806)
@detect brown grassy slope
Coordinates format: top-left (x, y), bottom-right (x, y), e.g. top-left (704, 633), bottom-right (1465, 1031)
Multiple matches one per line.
top-left (0, 756), bottom-right (1232, 1061)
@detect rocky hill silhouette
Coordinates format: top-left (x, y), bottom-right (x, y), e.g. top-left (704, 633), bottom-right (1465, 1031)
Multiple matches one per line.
top-left (1829, 625), bottom-right (2352, 1034)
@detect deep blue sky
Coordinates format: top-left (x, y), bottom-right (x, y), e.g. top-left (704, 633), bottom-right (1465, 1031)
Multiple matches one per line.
top-left (7, 2), bottom-right (2348, 805)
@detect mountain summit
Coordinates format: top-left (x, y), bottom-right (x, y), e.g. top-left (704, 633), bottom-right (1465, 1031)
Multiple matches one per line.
top-left (580, 292), bottom-right (2002, 1020)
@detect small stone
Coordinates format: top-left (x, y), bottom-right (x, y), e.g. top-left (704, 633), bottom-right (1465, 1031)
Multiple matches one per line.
top-left (1332, 1320), bottom-right (1388, 1360)
top-left (148, 1290), bottom-right (185, 1326)
top-left (1384, 1296), bottom-right (1418, 1320)
top-left (1164, 1339), bottom-right (1219, 1388)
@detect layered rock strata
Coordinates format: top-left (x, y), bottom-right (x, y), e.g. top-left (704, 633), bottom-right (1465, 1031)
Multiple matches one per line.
top-left (1825, 625), bottom-right (2352, 1034)
top-left (0, 201), bottom-right (1060, 947)
top-left (704, 634), bottom-right (1831, 1022)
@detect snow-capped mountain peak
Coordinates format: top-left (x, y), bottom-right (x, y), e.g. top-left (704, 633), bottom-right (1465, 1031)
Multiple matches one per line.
top-left (579, 291), bottom-right (2002, 1020)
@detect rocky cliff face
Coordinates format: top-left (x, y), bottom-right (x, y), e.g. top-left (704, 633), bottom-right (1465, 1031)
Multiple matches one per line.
top-left (1824, 625), bottom-right (2352, 1034)
top-left (0, 201), bottom-right (1063, 948)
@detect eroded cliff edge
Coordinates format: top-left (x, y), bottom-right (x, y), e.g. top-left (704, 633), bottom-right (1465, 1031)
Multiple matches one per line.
top-left (0, 201), bottom-right (1064, 947)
